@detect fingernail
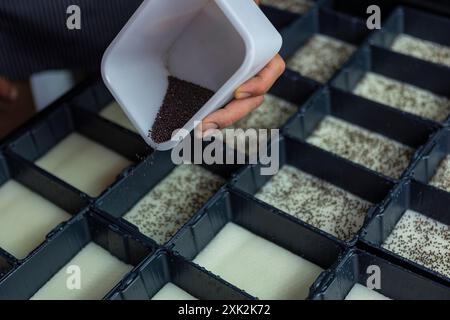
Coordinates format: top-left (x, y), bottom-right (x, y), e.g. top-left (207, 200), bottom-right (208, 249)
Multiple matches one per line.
top-left (235, 91), bottom-right (252, 99)
top-left (202, 123), bottom-right (219, 138)
top-left (9, 87), bottom-right (18, 101)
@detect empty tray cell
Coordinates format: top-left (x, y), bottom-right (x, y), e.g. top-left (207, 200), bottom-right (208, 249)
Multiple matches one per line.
top-left (307, 116), bottom-right (414, 179)
top-left (110, 250), bottom-right (250, 300)
top-left (0, 152), bottom-right (87, 260)
top-left (8, 105), bottom-right (145, 198)
top-left (353, 73), bottom-right (450, 122)
top-left (345, 284), bottom-right (390, 300)
top-left (36, 133), bottom-right (132, 197)
top-left (152, 283), bottom-right (196, 300)
top-left (100, 101), bottom-right (137, 132)
top-left (382, 210), bottom-right (450, 279)
top-left (123, 164), bottom-right (225, 244)
top-left (171, 188), bottom-right (347, 299)
top-left (391, 35), bottom-right (450, 68)
top-left (255, 165), bottom-right (371, 241)
top-left (333, 45), bottom-right (450, 122)
top-left (287, 34), bottom-right (356, 83)
top-left (261, 0), bottom-right (314, 14)
top-left (31, 242), bottom-right (133, 300)
top-left (311, 249), bottom-right (450, 300)
top-left (194, 222), bottom-right (323, 300)
top-left (0, 180), bottom-right (71, 259)
top-left (362, 179), bottom-right (450, 283)
top-left (0, 212), bottom-right (155, 300)
top-left (284, 87), bottom-right (438, 180)
top-left (96, 150), bottom-right (234, 245)
top-left (232, 136), bottom-right (394, 244)
top-left (371, 7), bottom-right (450, 68)
top-left (281, 9), bottom-right (368, 83)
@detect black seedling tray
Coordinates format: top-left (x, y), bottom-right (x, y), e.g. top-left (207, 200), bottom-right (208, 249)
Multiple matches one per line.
top-left (231, 135), bottom-right (395, 246)
top-left (0, 210), bottom-right (156, 300)
top-left (168, 187), bottom-right (345, 299)
top-left (95, 149), bottom-right (237, 246)
top-left (408, 127), bottom-right (450, 188)
top-left (261, 4), bottom-right (301, 31)
top-left (360, 178), bottom-right (450, 288)
top-left (6, 103), bottom-right (151, 201)
top-left (0, 149), bottom-right (89, 262)
top-left (283, 86), bottom-right (440, 180)
top-left (311, 248), bottom-right (450, 300)
top-left (109, 249), bottom-right (253, 300)
top-left (0, 0), bottom-right (450, 300)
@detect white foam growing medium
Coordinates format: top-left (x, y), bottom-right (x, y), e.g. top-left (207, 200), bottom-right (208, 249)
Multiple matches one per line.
top-left (193, 223), bottom-right (323, 300)
top-left (151, 283), bottom-right (197, 300)
top-left (35, 133), bottom-right (132, 197)
top-left (345, 284), bottom-right (391, 300)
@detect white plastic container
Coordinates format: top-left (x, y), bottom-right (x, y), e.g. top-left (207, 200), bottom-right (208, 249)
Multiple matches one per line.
top-left (102, 0), bottom-right (282, 150)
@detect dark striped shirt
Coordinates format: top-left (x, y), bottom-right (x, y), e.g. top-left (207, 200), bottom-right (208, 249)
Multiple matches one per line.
top-left (0, 0), bottom-right (143, 80)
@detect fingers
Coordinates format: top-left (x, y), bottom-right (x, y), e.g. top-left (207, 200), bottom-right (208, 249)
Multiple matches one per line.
top-left (235, 54), bottom-right (285, 99)
top-left (254, 0), bottom-right (261, 5)
top-left (0, 77), bottom-right (18, 102)
top-left (202, 95), bottom-right (265, 132)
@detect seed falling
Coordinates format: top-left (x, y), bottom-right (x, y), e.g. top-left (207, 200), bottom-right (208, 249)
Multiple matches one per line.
top-left (123, 165), bottom-right (225, 244)
top-left (306, 116), bottom-right (414, 179)
top-left (383, 210), bottom-right (450, 278)
top-left (256, 165), bottom-right (371, 241)
top-left (150, 76), bottom-right (215, 143)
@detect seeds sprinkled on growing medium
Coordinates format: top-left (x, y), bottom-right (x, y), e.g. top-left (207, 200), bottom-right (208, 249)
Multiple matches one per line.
top-left (222, 94), bottom-right (297, 154)
top-left (255, 165), bottom-right (371, 241)
top-left (151, 76), bottom-right (215, 143)
top-left (354, 72), bottom-right (450, 122)
top-left (306, 116), bottom-right (414, 179)
top-left (124, 165), bottom-right (225, 244)
top-left (430, 155), bottom-right (450, 192)
top-left (261, 0), bottom-right (314, 14)
top-left (383, 210), bottom-right (450, 278)
top-left (287, 34), bottom-right (356, 83)
top-left (391, 34), bottom-right (450, 68)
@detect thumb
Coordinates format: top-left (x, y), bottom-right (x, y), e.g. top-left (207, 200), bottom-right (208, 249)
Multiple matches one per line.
top-left (0, 77), bottom-right (18, 102)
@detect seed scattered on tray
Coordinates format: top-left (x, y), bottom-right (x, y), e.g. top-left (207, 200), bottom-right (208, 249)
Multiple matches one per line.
top-left (222, 94), bottom-right (297, 154)
top-left (354, 72), bottom-right (450, 122)
top-left (383, 210), bottom-right (450, 279)
top-left (430, 155), bottom-right (450, 192)
top-left (261, 0), bottom-right (314, 14)
top-left (124, 165), bottom-right (225, 244)
top-left (391, 34), bottom-right (450, 68)
top-left (100, 101), bottom-right (137, 132)
top-left (255, 165), bottom-right (371, 241)
top-left (306, 116), bottom-right (414, 179)
top-left (151, 76), bottom-right (215, 143)
top-left (287, 34), bottom-right (356, 83)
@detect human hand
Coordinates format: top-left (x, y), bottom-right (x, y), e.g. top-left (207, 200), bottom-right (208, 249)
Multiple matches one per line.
top-left (199, 0), bottom-right (286, 137)
top-left (0, 77), bottom-right (18, 103)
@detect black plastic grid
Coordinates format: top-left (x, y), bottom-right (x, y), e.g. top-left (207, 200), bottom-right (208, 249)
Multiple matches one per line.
top-left (0, 0), bottom-right (449, 300)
